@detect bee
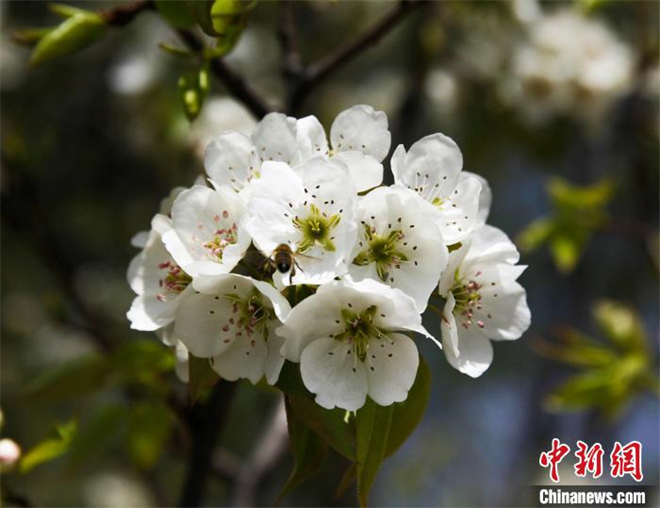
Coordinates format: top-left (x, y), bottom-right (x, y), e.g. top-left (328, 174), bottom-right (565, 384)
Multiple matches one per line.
top-left (265, 244), bottom-right (315, 283)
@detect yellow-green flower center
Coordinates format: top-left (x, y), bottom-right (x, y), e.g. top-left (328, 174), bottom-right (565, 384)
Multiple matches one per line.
top-left (293, 203), bottom-right (341, 253)
top-left (353, 223), bottom-right (408, 282)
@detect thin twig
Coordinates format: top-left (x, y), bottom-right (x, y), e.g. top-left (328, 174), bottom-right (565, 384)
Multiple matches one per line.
top-left (288, 0), bottom-right (427, 113)
top-left (278, 0), bottom-right (303, 114)
top-left (99, 0), bottom-right (155, 27)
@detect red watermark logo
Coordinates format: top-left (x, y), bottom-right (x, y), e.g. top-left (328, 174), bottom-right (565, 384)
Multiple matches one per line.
top-left (540, 440), bottom-right (643, 483)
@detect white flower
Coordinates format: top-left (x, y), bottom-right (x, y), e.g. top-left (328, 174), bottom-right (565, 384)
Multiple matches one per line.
top-left (278, 279), bottom-right (432, 411)
top-left (174, 274), bottom-right (291, 385)
top-left (204, 112), bottom-right (299, 193)
top-left (437, 225), bottom-right (531, 378)
top-left (502, 9), bottom-right (633, 124)
top-left (161, 185), bottom-right (251, 277)
top-left (244, 157), bottom-right (357, 286)
top-left (127, 214), bottom-right (193, 332)
top-left (297, 104), bottom-right (391, 192)
top-left (345, 186), bottom-right (448, 311)
top-left (391, 133), bottom-right (483, 244)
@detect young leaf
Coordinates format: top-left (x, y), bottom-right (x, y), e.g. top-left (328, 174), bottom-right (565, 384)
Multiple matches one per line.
top-left (30, 11), bottom-right (107, 66)
top-left (188, 353), bottom-right (220, 403)
top-left (178, 66), bottom-right (210, 122)
top-left (385, 356), bottom-right (431, 458)
top-left (20, 420), bottom-right (77, 474)
top-left (275, 398), bottom-right (328, 504)
top-left (355, 399), bottom-right (393, 507)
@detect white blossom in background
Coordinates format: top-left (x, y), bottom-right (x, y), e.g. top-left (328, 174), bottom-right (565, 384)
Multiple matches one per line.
top-left (437, 225), bottom-right (531, 377)
top-left (244, 158), bottom-right (357, 286)
top-left (346, 186), bottom-right (448, 311)
top-left (174, 274), bottom-right (291, 384)
top-left (391, 133), bottom-right (483, 244)
top-left (501, 9), bottom-right (633, 125)
top-left (162, 185), bottom-right (251, 277)
top-left (278, 280), bottom-right (433, 411)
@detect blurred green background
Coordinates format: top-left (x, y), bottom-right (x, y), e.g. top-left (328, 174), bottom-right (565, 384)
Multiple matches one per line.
top-left (1, 1), bottom-right (658, 506)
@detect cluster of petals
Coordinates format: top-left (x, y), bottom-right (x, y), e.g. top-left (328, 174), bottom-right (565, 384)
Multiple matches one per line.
top-left (127, 105), bottom-right (531, 410)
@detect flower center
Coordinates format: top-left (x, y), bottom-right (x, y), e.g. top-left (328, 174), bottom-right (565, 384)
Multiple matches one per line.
top-left (224, 289), bottom-right (275, 340)
top-left (333, 305), bottom-right (387, 362)
top-left (157, 260), bottom-right (191, 301)
top-left (293, 203), bottom-right (341, 253)
top-left (450, 269), bottom-right (485, 330)
top-left (204, 223), bottom-right (238, 260)
top-left (353, 223), bottom-right (408, 282)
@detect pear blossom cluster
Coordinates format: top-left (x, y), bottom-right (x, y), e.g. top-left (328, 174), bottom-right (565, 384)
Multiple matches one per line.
top-left (127, 105), bottom-right (531, 411)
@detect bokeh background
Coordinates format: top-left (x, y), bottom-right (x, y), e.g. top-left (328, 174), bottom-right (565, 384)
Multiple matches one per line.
top-left (1, 1), bottom-right (658, 506)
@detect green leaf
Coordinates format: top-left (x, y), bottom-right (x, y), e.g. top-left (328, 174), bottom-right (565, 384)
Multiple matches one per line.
top-left (127, 401), bottom-right (175, 469)
top-left (287, 395), bottom-right (356, 461)
top-left (593, 300), bottom-right (648, 352)
top-left (155, 0), bottom-right (197, 28)
top-left (355, 399), bottom-right (393, 507)
top-left (178, 66), bottom-right (210, 122)
top-left (518, 217), bottom-right (554, 252)
top-left (20, 420), bottom-right (77, 474)
top-left (275, 398), bottom-right (328, 504)
top-left (277, 362), bottom-right (356, 460)
top-left (188, 353), bottom-right (220, 403)
top-left (385, 356), bottom-right (431, 457)
top-left (548, 177), bottom-right (614, 212)
top-left (188, 0), bottom-right (217, 36)
top-left (26, 353), bottom-right (110, 401)
top-left (549, 230), bottom-right (585, 274)
top-left (30, 11), bottom-right (106, 66)
top-left (11, 28), bottom-right (52, 45)
top-left (545, 369), bottom-right (613, 412)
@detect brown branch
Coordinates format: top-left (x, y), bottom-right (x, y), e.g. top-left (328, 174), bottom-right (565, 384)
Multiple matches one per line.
top-left (99, 0), bottom-right (155, 27)
top-left (288, 0), bottom-right (427, 113)
top-left (177, 29), bottom-right (273, 119)
top-left (278, 0), bottom-right (303, 114)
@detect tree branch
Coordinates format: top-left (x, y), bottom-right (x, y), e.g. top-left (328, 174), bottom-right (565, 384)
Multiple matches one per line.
top-left (99, 0), bottom-right (155, 27)
top-left (179, 381), bottom-right (237, 507)
top-left (177, 29), bottom-right (273, 120)
top-left (288, 0), bottom-right (427, 113)
top-left (278, 0), bottom-right (303, 114)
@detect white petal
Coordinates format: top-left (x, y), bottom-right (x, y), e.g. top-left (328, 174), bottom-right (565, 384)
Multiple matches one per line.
top-left (365, 333), bottom-right (419, 406)
top-left (166, 185), bottom-right (248, 276)
top-left (211, 332), bottom-right (267, 384)
top-left (296, 115), bottom-right (329, 161)
top-left (173, 292), bottom-right (238, 358)
top-left (443, 325), bottom-right (494, 378)
top-left (252, 112), bottom-right (299, 165)
top-left (347, 186), bottom-right (447, 311)
top-left (174, 341), bottom-right (190, 383)
top-left (463, 225), bottom-right (521, 266)
top-left (330, 105), bottom-right (391, 162)
top-left (264, 325), bottom-right (286, 385)
top-left (278, 290), bottom-right (344, 362)
top-left (435, 175), bottom-right (482, 244)
top-left (156, 323), bottom-right (178, 347)
top-left (130, 231), bottom-right (149, 249)
top-left (204, 131), bottom-right (258, 192)
top-left (300, 338), bottom-right (368, 411)
top-left (462, 171), bottom-right (491, 226)
top-left (334, 151), bottom-right (383, 192)
top-left (440, 292), bottom-right (460, 357)
top-left (390, 133), bottom-right (463, 199)
top-left (127, 294), bottom-right (176, 331)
